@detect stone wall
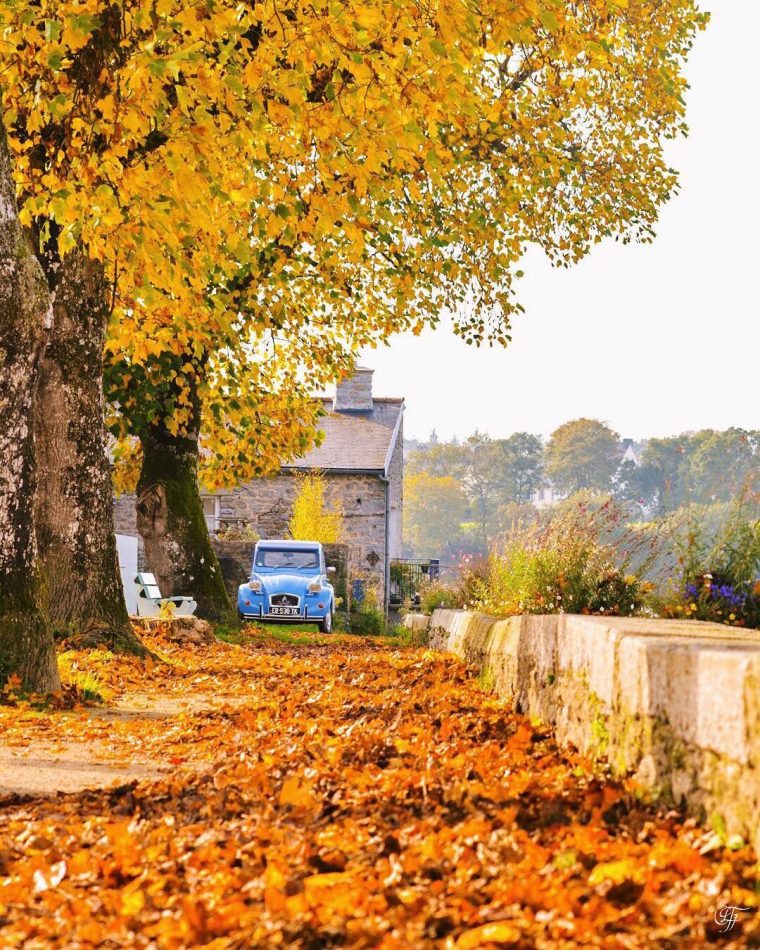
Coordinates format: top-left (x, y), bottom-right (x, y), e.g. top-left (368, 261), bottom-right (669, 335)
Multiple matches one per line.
top-left (410, 609), bottom-right (760, 852)
top-left (113, 494), bottom-right (137, 537)
top-left (210, 539), bottom-right (350, 613)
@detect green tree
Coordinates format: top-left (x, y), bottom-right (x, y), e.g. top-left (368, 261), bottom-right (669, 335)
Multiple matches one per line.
top-left (638, 435), bottom-right (696, 512)
top-left (546, 419), bottom-right (621, 496)
top-left (404, 473), bottom-right (468, 558)
top-left (407, 443), bottom-right (469, 481)
top-left (499, 433), bottom-right (545, 504)
top-left (461, 434), bottom-right (508, 550)
top-left (689, 429), bottom-right (760, 504)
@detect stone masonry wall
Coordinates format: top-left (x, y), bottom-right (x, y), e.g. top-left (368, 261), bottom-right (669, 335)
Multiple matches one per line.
top-left (113, 494), bottom-right (146, 569)
top-left (113, 494), bottom-right (137, 537)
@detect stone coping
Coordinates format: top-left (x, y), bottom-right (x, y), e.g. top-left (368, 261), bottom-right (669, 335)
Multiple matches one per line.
top-left (406, 609), bottom-right (760, 852)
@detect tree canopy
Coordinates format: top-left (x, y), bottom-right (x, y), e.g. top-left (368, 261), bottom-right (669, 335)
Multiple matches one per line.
top-left (2, 0), bottom-right (708, 467)
top-left (404, 472), bottom-right (469, 558)
top-left (546, 419), bottom-right (621, 496)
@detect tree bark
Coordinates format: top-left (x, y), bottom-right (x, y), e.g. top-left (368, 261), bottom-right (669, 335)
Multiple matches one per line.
top-left (33, 248), bottom-right (147, 654)
top-left (0, 117), bottom-right (60, 692)
top-left (136, 383), bottom-right (236, 624)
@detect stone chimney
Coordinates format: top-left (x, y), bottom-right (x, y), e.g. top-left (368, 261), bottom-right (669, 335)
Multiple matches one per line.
top-left (333, 366), bottom-right (374, 412)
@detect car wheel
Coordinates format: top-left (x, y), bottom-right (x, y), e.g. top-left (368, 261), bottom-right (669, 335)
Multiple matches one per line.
top-left (318, 609), bottom-right (333, 634)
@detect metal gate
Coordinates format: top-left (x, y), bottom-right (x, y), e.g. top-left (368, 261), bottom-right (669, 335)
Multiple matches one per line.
top-left (389, 559), bottom-right (440, 606)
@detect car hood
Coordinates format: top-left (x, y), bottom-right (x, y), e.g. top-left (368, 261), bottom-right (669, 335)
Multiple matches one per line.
top-left (254, 572), bottom-right (319, 594)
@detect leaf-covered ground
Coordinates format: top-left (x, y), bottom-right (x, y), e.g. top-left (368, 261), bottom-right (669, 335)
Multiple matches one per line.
top-left (1, 626), bottom-right (758, 948)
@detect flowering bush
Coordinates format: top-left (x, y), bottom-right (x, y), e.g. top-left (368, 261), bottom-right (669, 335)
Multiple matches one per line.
top-left (658, 501), bottom-right (760, 628)
top-left (471, 500), bottom-right (652, 618)
top-left (418, 581), bottom-right (464, 615)
top-left (669, 574), bottom-right (760, 627)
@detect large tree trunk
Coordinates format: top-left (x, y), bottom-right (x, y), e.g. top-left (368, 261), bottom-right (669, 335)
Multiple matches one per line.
top-left (33, 248), bottom-right (147, 655)
top-left (0, 118), bottom-right (60, 692)
top-left (136, 386), bottom-right (235, 624)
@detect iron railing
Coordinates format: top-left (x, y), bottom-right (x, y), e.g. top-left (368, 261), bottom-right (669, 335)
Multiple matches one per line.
top-left (389, 558), bottom-right (440, 606)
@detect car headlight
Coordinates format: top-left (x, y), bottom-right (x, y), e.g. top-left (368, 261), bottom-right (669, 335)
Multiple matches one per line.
top-left (308, 581), bottom-right (322, 593)
top-left (249, 579), bottom-right (262, 593)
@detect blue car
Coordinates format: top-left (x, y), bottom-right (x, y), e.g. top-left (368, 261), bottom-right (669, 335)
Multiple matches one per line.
top-left (237, 540), bottom-right (336, 633)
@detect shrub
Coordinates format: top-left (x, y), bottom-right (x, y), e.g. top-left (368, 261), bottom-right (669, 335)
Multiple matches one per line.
top-left (418, 581), bottom-right (463, 614)
top-left (412, 558), bottom-right (489, 616)
top-left (216, 523), bottom-right (260, 542)
top-left (347, 576), bottom-right (385, 635)
top-left (658, 498), bottom-right (760, 628)
top-left (288, 470), bottom-right (344, 543)
top-left (471, 500), bottom-right (651, 617)
top-left (350, 606), bottom-right (385, 636)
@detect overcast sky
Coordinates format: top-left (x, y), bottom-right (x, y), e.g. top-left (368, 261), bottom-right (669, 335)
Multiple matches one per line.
top-left (359, 2), bottom-right (759, 443)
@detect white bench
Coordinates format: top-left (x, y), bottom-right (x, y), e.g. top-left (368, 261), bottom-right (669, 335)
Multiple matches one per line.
top-left (133, 573), bottom-right (197, 618)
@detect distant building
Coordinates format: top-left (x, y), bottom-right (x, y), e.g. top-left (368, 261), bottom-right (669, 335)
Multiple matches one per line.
top-left (530, 483), bottom-right (566, 510)
top-left (620, 438), bottom-right (641, 467)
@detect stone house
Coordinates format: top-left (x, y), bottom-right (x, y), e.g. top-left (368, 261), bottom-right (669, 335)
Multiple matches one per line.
top-left (114, 367), bottom-right (404, 610)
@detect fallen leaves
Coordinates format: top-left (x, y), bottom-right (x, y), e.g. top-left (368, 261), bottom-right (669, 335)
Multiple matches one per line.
top-left (0, 626), bottom-right (758, 947)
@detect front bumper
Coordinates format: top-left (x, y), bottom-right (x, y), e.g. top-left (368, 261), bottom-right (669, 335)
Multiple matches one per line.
top-left (238, 602), bottom-right (330, 622)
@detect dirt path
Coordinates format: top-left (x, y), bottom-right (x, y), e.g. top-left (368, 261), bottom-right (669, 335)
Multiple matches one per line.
top-left (0, 692), bottom-right (248, 797)
top-left (0, 628), bottom-right (757, 947)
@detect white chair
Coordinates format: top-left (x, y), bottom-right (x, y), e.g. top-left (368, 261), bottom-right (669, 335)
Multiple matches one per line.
top-left (133, 572), bottom-right (197, 617)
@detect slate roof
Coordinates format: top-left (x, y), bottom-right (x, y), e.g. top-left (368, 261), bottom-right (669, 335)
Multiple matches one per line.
top-left (282, 398), bottom-right (404, 476)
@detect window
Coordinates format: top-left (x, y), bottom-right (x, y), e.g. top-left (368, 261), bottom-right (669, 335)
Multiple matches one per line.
top-left (202, 496), bottom-right (220, 533)
top-left (255, 549), bottom-right (319, 569)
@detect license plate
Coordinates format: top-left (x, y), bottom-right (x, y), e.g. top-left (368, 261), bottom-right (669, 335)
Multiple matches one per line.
top-left (269, 606), bottom-right (300, 617)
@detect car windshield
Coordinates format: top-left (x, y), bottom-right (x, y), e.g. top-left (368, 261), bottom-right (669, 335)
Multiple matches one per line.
top-left (255, 549), bottom-right (319, 570)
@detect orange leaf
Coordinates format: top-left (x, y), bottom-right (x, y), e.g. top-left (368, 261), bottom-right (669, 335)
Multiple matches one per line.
top-left (456, 921), bottom-right (522, 948)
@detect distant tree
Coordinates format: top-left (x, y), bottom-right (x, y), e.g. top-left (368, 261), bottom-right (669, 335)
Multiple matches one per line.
top-left (613, 459), bottom-right (661, 514)
top-left (288, 472), bottom-right (344, 544)
top-left (500, 433), bottom-right (545, 503)
top-left (404, 473), bottom-right (468, 557)
top-left (638, 435), bottom-right (696, 512)
top-left (689, 429), bottom-right (760, 503)
top-left (407, 442), bottom-right (468, 481)
top-left (461, 433), bottom-right (508, 549)
top-left (546, 419), bottom-right (620, 495)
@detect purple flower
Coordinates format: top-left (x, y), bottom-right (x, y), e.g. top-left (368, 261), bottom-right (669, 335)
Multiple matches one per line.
top-left (711, 584), bottom-right (746, 607)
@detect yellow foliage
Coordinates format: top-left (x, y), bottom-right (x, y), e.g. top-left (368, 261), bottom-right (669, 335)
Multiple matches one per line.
top-left (288, 472), bottom-right (344, 545)
top-left (0, 0), bottom-right (708, 484)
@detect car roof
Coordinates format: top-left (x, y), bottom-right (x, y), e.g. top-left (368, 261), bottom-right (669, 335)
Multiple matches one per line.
top-left (255, 540), bottom-right (322, 550)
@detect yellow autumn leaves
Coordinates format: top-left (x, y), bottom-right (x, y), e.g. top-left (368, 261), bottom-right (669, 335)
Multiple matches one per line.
top-left (0, 0), bottom-right (707, 483)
